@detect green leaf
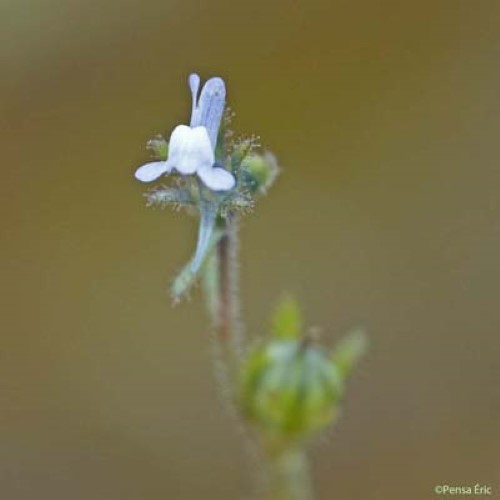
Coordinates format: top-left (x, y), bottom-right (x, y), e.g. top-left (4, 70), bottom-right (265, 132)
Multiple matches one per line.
top-left (331, 328), bottom-right (368, 380)
top-left (271, 296), bottom-right (302, 339)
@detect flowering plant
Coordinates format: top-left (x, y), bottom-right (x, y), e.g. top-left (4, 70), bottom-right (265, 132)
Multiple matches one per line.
top-left (133, 72), bottom-right (366, 500)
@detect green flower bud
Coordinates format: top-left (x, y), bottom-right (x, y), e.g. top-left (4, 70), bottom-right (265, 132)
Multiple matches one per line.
top-left (240, 339), bottom-right (342, 446)
top-left (241, 152), bottom-right (279, 195)
top-left (146, 135), bottom-right (168, 160)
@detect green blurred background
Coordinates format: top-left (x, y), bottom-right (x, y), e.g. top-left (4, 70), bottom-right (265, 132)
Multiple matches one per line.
top-left (1, 1), bottom-right (499, 498)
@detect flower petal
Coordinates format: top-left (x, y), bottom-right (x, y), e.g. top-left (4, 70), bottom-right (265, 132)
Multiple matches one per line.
top-left (165, 125), bottom-right (214, 175)
top-left (197, 165), bottom-right (235, 191)
top-left (188, 73), bottom-right (201, 125)
top-left (134, 161), bottom-right (170, 182)
top-left (190, 77), bottom-right (225, 150)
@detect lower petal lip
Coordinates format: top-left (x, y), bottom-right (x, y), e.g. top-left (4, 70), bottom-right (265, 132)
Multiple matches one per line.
top-left (197, 165), bottom-right (235, 191)
top-left (134, 161), bottom-right (170, 182)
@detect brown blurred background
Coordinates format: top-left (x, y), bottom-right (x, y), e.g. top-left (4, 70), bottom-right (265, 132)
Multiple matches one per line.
top-left (1, 1), bottom-right (499, 498)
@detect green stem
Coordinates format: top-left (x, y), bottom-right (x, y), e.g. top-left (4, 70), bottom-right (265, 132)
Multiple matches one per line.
top-left (203, 213), bottom-right (275, 495)
top-left (266, 448), bottom-right (314, 500)
top-left (203, 214), bottom-right (315, 500)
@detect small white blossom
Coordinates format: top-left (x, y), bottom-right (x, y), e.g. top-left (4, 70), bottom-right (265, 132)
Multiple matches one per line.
top-left (134, 73), bottom-right (235, 191)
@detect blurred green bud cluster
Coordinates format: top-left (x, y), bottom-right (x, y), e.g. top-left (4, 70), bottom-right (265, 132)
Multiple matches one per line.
top-left (240, 297), bottom-right (366, 448)
top-left (241, 338), bottom-right (341, 444)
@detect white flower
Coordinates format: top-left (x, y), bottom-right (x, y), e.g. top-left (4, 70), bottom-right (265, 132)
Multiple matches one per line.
top-left (134, 73), bottom-right (235, 191)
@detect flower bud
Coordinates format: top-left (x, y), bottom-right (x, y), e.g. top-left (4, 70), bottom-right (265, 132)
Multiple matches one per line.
top-left (241, 152), bottom-right (279, 194)
top-left (146, 135), bottom-right (168, 160)
top-left (240, 339), bottom-right (342, 445)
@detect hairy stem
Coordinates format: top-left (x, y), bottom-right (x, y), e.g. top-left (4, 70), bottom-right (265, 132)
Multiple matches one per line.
top-left (266, 448), bottom-right (314, 500)
top-left (218, 215), bottom-right (243, 357)
top-left (202, 213), bottom-right (243, 386)
top-left (203, 215), bottom-right (314, 500)
top-left (217, 227), bottom-right (231, 341)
